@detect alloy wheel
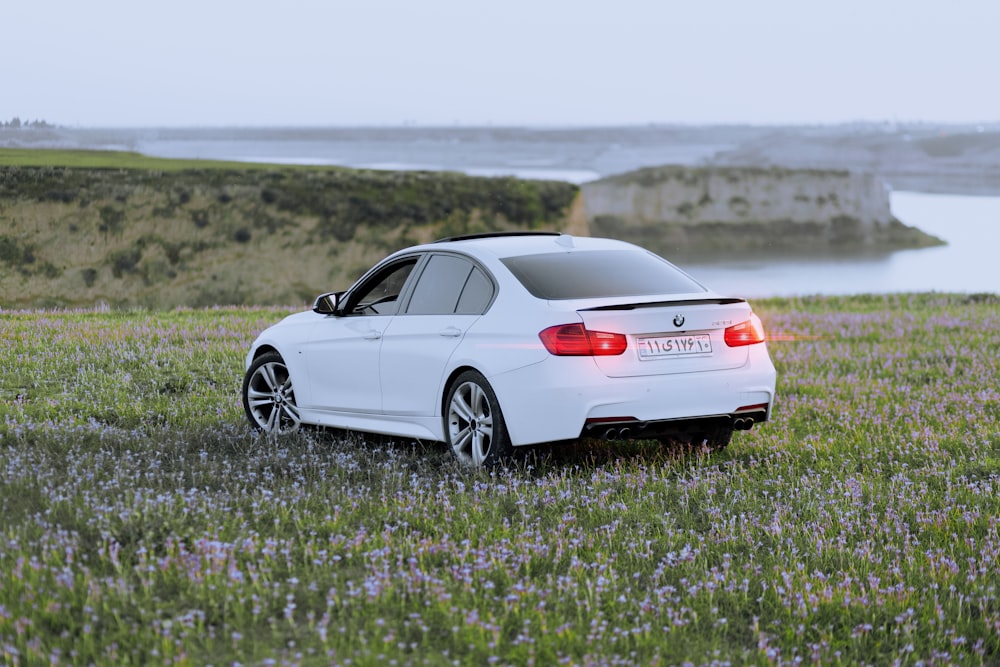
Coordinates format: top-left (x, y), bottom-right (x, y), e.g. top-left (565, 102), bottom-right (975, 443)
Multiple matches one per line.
top-left (244, 356), bottom-right (301, 434)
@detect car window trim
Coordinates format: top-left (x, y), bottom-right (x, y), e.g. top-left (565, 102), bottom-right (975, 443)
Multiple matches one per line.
top-left (341, 253), bottom-right (425, 316)
top-left (399, 251), bottom-right (498, 316)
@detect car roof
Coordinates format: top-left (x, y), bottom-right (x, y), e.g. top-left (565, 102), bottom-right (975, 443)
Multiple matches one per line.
top-left (417, 233), bottom-right (635, 260)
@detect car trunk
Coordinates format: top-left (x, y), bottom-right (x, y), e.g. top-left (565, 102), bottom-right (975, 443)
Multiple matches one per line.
top-left (577, 299), bottom-right (752, 378)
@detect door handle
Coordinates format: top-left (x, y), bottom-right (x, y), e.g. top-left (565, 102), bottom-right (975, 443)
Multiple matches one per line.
top-left (439, 326), bottom-right (462, 338)
top-left (363, 330), bottom-right (382, 340)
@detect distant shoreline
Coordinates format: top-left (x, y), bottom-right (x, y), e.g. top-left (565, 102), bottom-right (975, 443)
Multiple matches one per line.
top-left (4, 123), bottom-right (1000, 196)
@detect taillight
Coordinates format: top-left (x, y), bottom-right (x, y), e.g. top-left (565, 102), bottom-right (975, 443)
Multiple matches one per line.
top-left (539, 323), bottom-right (628, 356)
top-left (724, 313), bottom-right (766, 347)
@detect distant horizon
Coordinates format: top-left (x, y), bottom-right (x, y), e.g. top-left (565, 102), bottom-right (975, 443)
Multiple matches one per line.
top-left (6, 119), bottom-right (1000, 131)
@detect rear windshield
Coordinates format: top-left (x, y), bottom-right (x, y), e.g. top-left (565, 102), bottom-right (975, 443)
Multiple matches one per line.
top-left (501, 250), bottom-right (706, 300)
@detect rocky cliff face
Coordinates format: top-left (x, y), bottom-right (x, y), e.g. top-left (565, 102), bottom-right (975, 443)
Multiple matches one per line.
top-left (581, 165), bottom-right (941, 256)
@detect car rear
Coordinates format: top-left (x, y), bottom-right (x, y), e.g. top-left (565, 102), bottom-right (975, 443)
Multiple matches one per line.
top-left (474, 237), bottom-right (776, 446)
top-left (570, 299), bottom-right (773, 437)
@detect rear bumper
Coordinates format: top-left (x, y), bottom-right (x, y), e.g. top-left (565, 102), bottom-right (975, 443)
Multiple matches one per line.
top-left (488, 347), bottom-right (776, 446)
top-left (580, 407), bottom-right (768, 441)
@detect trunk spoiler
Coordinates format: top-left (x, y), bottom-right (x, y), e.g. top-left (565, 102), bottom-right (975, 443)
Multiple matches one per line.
top-left (580, 297), bottom-right (746, 312)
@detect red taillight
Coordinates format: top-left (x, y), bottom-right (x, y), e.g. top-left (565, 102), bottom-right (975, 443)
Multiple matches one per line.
top-left (539, 323), bottom-right (628, 356)
top-left (724, 313), bottom-right (766, 347)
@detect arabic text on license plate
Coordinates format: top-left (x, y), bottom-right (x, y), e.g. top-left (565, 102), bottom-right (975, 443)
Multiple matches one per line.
top-left (637, 334), bottom-right (713, 359)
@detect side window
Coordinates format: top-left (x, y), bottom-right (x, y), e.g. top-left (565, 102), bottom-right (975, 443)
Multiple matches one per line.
top-left (346, 259), bottom-right (418, 315)
top-left (456, 267), bottom-right (494, 315)
top-left (405, 255), bottom-right (472, 315)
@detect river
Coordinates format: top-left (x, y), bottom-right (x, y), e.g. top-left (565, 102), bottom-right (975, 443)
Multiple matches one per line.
top-left (679, 192), bottom-right (1000, 298)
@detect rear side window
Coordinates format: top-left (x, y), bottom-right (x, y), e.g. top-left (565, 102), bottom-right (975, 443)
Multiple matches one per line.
top-left (456, 267), bottom-right (493, 314)
top-left (501, 250), bottom-right (705, 300)
top-left (406, 255), bottom-right (495, 315)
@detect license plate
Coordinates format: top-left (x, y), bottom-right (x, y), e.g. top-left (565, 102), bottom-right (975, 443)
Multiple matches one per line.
top-left (637, 334), bottom-right (713, 359)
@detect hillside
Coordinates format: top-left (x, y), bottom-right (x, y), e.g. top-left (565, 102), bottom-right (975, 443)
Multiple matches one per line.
top-left (0, 165), bottom-right (581, 309)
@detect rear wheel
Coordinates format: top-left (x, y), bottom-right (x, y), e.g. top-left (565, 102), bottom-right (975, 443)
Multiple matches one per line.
top-left (445, 370), bottom-right (512, 467)
top-left (242, 352), bottom-right (301, 434)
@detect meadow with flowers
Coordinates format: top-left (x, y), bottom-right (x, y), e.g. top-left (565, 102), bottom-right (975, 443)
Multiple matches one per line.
top-left (1, 292), bottom-right (998, 666)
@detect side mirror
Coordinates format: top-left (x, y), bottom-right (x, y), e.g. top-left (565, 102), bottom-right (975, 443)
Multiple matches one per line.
top-left (312, 292), bottom-right (341, 315)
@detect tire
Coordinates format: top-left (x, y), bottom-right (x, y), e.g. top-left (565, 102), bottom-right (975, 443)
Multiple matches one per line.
top-left (444, 370), bottom-right (512, 467)
top-left (242, 352), bottom-right (302, 435)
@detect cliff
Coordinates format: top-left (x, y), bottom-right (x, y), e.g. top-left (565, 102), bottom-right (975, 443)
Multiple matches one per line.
top-left (581, 165), bottom-right (942, 256)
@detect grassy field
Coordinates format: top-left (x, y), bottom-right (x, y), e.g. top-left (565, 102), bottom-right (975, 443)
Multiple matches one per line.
top-left (0, 293), bottom-right (998, 665)
top-left (0, 147), bottom-right (334, 171)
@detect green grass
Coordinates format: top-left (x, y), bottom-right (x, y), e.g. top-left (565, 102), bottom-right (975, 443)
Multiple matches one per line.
top-left (0, 147), bottom-right (340, 171)
top-left (0, 294), bottom-right (998, 665)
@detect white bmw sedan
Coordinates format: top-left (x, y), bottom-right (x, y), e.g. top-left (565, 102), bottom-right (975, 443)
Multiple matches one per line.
top-left (243, 233), bottom-right (776, 466)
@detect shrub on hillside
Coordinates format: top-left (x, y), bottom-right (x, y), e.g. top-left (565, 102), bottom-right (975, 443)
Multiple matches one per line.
top-left (0, 235), bottom-right (40, 271)
top-left (108, 247), bottom-right (141, 278)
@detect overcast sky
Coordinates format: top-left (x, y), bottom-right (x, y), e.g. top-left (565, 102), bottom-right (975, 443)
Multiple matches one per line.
top-left (4, 0), bottom-right (998, 127)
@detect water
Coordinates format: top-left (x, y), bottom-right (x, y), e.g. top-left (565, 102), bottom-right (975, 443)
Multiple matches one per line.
top-left (680, 192), bottom-right (1000, 297)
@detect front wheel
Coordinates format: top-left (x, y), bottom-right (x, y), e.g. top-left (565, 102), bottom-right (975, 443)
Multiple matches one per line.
top-left (445, 370), bottom-right (512, 467)
top-left (242, 352), bottom-right (301, 434)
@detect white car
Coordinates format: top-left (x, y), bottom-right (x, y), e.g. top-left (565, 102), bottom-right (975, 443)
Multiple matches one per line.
top-left (242, 233), bottom-right (776, 466)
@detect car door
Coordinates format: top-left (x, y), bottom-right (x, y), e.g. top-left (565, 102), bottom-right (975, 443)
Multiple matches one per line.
top-left (380, 253), bottom-right (495, 416)
top-left (300, 257), bottom-right (419, 413)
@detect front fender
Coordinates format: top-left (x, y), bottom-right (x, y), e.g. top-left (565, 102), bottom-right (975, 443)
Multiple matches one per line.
top-left (244, 312), bottom-right (323, 404)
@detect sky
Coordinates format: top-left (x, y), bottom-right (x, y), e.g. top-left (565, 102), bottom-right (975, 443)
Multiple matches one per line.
top-left (4, 0), bottom-right (999, 127)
